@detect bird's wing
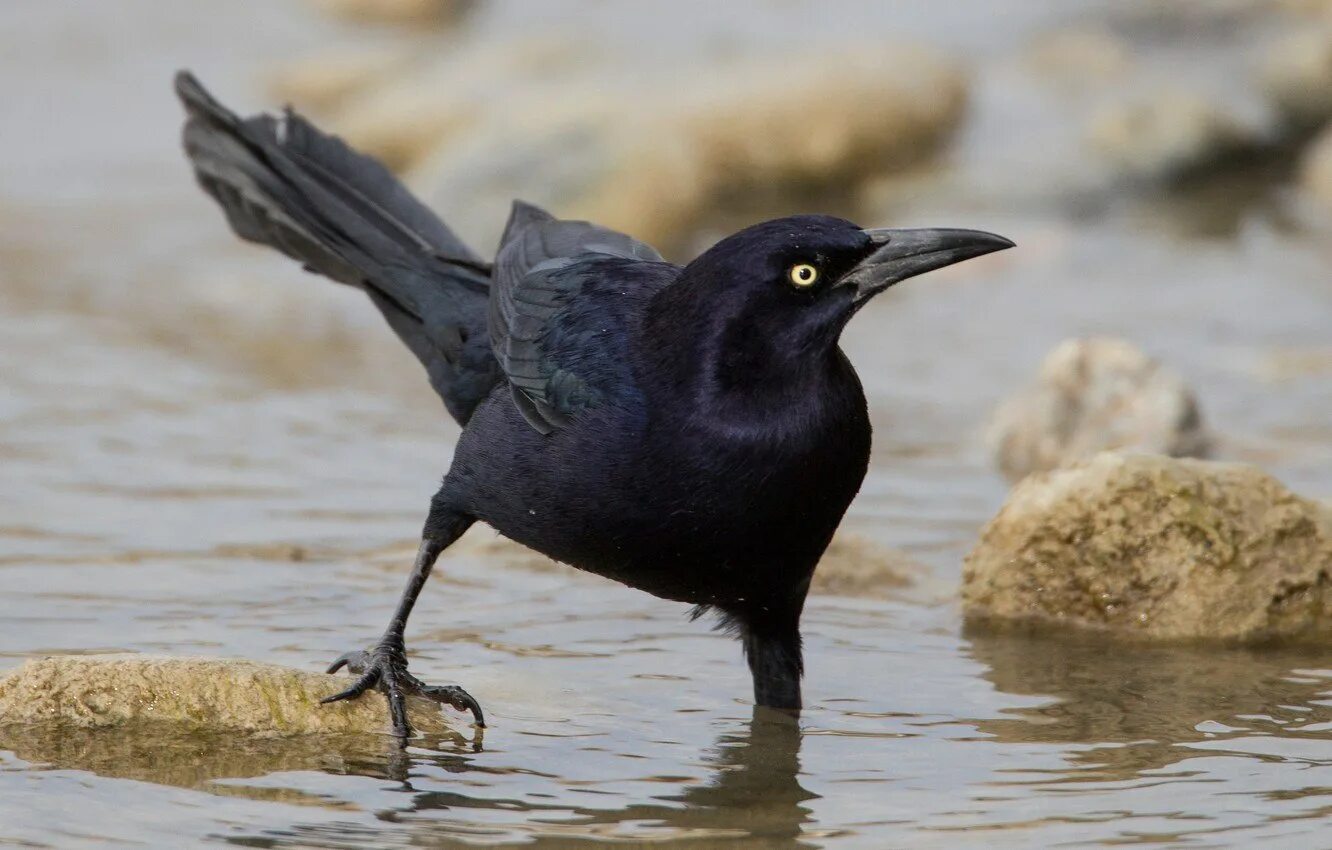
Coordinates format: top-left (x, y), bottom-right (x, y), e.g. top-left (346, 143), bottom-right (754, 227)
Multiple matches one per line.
top-left (488, 201), bottom-right (665, 434)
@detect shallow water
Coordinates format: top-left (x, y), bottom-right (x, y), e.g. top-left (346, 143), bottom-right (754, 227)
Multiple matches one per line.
top-left (2, 1), bottom-right (1332, 847)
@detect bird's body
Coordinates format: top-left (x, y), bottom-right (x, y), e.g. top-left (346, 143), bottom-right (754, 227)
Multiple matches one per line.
top-left (174, 72), bottom-right (1010, 737)
top-left (449, 257), bottom-right (871, 615)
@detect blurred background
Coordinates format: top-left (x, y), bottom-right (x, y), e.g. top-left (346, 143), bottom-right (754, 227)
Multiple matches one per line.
top-left (2, 1), bottom-right (1332, 847)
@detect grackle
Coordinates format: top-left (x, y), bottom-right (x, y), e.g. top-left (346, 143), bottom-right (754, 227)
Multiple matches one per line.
top-left (175, 72), bottom-right (1012, 739)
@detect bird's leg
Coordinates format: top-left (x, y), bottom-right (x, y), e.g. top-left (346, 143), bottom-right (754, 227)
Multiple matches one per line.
top-left (322, 511), bottom-right (483, 740)
top-left (742, 617), bottom-right (804, 711)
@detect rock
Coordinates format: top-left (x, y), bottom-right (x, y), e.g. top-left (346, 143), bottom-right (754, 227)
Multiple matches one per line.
top-left (1300, 124), bottom-right (1332, 207)
top-left (1086, 91), bottom-right (1258, 182)
top-left (0, 655), bottom-right (457, 736)
top-left (810, 533), bottom-right (921, 598)
top-left (306, 0), bottom-right (472, 27)
top-left (986, 337), bottom-right (1210, 483)
top-left (422, 46), bottom-right (967, 253)
top-left (1260, 28), bottom-right (1332, 131)
top-left (962, 453), bottom-right (1332, 641)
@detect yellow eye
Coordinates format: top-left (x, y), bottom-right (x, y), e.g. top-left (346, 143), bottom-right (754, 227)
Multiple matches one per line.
top-left (789, 263), bottom-right (819, 288)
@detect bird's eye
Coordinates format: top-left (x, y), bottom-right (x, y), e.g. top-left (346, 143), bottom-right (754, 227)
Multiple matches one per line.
top-left (788, 263), bottom-right (819, 288)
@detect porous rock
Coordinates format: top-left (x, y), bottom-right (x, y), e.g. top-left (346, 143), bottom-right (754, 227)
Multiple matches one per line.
top-left (962, 453), bottom-right (1332, 641)
top-left (986, 337), bottom-right (1209, 483)
top-left (0, 655), bottom-right (455, 736)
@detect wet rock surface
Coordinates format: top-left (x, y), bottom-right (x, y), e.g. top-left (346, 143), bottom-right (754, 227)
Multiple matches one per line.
top-left (0, 655), bottom-right (457, 736)
top-left (986, 337), bottom-right (1210, 483)
top-left (963, 453), bottom-right (1332, 641)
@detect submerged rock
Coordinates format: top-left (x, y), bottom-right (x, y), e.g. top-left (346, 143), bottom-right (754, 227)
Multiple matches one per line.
top-left (0, 723), bottom-right (396, 794)
top-left (0, 655), bottom-right (456, 736)
top-left (962, 453), bottom-right (1332, 641)
top-left (986, 337), bottom-right (1209, 483)
top-left (1086, 91), bottom-right (1258, 182)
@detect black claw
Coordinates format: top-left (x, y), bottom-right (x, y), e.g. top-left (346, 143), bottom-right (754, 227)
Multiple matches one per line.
top-left (321, 670), bottom-right (378, 704)
top-left (321, 640), bottom-right (485, 737)
top-left (325, 650), bottom-right (360, 675)
top-left (422, 684), bottom-right (487, 728)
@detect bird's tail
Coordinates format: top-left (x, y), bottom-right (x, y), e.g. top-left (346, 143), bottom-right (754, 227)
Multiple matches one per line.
top-left (174, 71), bottom-right (499, 422)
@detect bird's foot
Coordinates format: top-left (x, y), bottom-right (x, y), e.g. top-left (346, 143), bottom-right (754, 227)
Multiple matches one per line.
top-left (321, 638), bottom-right (485, 740)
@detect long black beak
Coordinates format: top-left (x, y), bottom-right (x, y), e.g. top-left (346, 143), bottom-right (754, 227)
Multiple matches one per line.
top-left (839, 228), bottom-right (1014, 304)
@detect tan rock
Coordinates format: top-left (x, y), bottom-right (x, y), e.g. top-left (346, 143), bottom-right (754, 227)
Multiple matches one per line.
top-left (962, 453), bottom-right (1332, 641)
top-left (1261, 28), bottom-right (1332, 130)
top-left (1086, 91), bottom-right (1256, 181)
top-left (986, 337), bottom-right (1209, 483)
top-left (0, 655), bottom-right (457, 736)
top-left (306, 0), bottom-right (472, 27)
top-left (811, 533), bottom-right (920, 598)
top-left (579, 48), bottom-right (967, 251)
top-left (424, 46), bottom-right (967, 253)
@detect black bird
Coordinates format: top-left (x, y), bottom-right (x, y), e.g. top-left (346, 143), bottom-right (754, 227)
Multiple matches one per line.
top-left (175, 72), bottom-right (1012, 738)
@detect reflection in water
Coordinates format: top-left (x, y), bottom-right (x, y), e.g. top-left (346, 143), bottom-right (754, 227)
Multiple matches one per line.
top-left (964, 625), bottom-right (1332, 782)
top-left (0, 723), bottom-right (472, 802)
top-left (2, 711), bottom-right (814, 847)
top-left (272, 709), bottom-right (811, 848)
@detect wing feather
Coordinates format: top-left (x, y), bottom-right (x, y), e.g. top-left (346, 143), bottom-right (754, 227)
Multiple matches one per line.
top-left (487, 201), bottom-right (665, 434)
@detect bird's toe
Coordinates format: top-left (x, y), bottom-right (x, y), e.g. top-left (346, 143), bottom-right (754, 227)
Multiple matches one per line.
top-left (419, 683), bottom-right (486, 727)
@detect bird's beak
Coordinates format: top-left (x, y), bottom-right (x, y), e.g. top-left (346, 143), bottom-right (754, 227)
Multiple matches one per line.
top-left (839, 228), bottom-right (1014, 304)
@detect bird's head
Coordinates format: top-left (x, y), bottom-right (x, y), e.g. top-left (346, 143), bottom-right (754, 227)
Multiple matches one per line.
top-left (664, 215), bottom-right (1013, 391)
